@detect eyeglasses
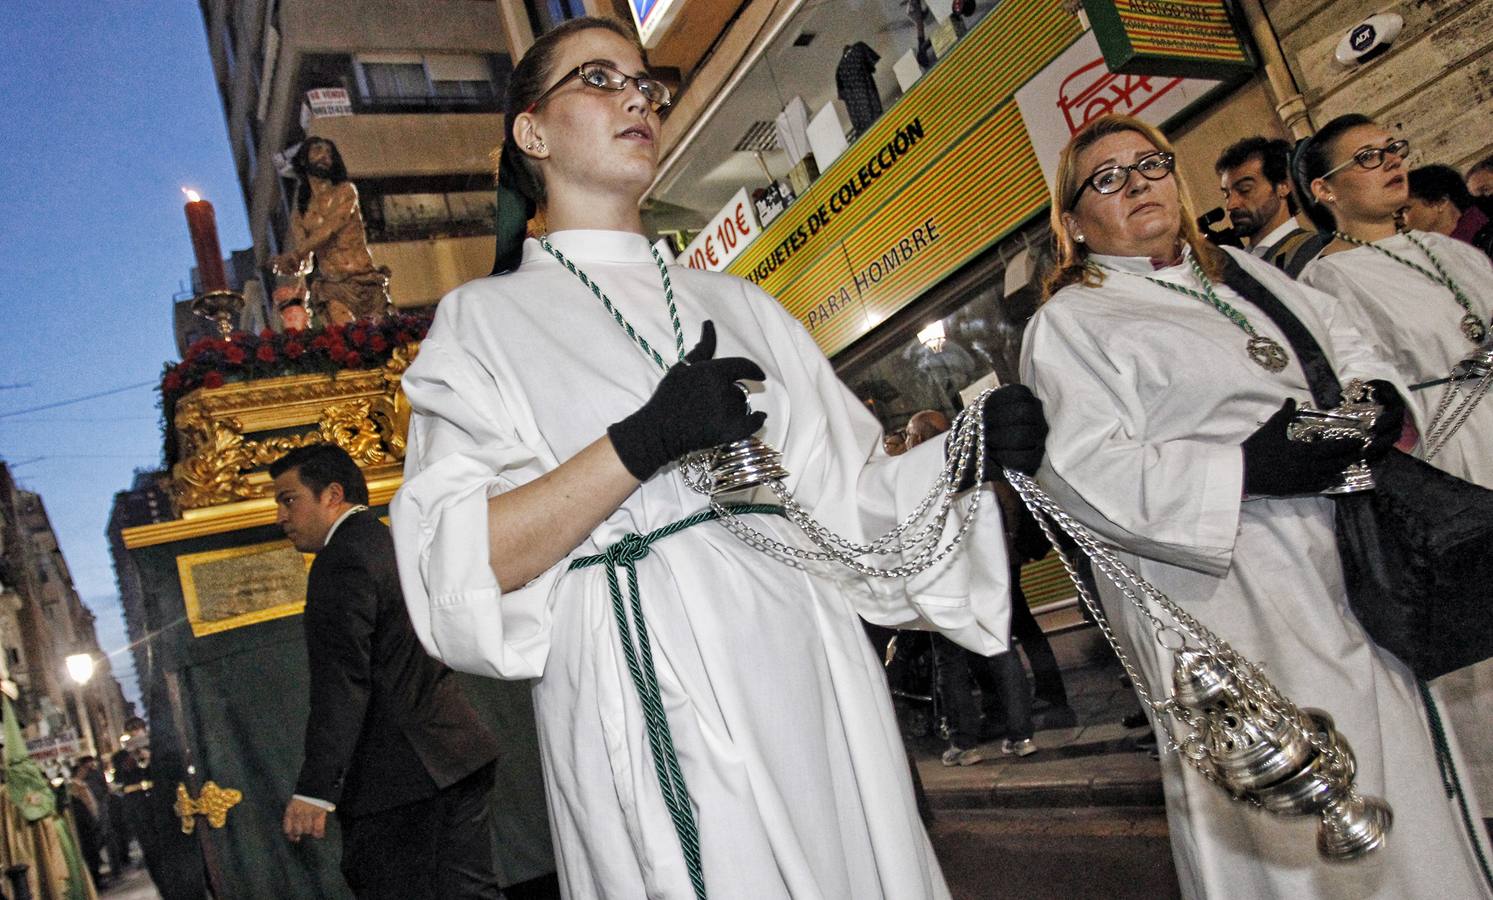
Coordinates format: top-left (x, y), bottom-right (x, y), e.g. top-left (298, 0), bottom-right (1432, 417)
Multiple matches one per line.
top-left (1321, 139), bottom-right (1410, 179)
top-left (1070, 151), bottom-right (1175, 206)
top-left (527, 61), bottom-right (672, 113)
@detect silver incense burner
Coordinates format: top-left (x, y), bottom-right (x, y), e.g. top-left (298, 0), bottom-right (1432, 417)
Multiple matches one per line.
top-left (1286, 379), bottom-right (1381, 494)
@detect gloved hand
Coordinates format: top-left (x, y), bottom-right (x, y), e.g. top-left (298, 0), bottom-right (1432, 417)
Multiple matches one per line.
top-left (1363, 379), bottom-right (1406, 461)
top-left (1242, 399), bottom-right (1365, 496)
top-left (607, 321), bottom-right (768, 481)
top-left (983, 384), bottom-right (1048, 476)
top-left (950, 385), bottom-right (1049, 488)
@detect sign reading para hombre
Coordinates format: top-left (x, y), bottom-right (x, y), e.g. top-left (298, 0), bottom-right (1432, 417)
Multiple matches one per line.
top-left (1082, 0), bottom-right (1255, 79)
top-left (724, 0), bottom-right (1081, 356)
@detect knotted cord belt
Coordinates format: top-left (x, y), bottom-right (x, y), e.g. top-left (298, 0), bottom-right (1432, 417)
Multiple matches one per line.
top-left (567, 503), bottom-right (784, 900)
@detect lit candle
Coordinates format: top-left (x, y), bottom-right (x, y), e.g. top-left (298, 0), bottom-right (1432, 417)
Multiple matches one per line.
top-left (182, 188), bottom-right (229, 293)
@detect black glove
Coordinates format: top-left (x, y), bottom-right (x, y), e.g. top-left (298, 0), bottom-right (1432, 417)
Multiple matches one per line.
top-left (1242, 399), bottom-right (1365, 496)
top-left (607, 321), bottom-right (768, 481)
top-left (983, 384), bottom-right (1048, 476)
top-left (950, 384), bottom-right (1049, 488)
top-left (1363, 379), bottom-right (1406, 461)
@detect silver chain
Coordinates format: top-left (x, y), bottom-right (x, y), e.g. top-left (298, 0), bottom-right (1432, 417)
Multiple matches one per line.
top-left (1424, 368), bottom-right (1493, 459)
top-left (682, 392), bottom-right (993, 578)
top-left (1002, 471), bottom-right (1349, 777)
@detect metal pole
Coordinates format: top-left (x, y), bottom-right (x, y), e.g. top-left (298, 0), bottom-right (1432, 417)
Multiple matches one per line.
top-left (71, 685), bottom-right (96, 759)
top-left (1236, 0), bottom-right (1313, 138)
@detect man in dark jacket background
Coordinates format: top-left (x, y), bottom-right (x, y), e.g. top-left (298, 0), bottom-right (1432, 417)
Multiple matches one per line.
top-left (271, 444), bottom-right (502, 898)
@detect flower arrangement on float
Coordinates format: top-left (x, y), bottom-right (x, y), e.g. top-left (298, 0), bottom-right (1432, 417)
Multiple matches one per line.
top-left (157, 312), bottom-right (433, 464)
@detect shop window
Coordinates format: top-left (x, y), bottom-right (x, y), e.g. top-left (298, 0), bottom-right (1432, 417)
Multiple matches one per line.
top-left (838, 221), bottom-right (1050, 432)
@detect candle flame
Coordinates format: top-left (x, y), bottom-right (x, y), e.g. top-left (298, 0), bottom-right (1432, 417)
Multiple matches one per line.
top-left (183, 188), bottom-right (202, 203)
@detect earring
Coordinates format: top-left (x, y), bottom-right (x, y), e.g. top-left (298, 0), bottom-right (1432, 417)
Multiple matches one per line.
top-left (1075, 234), bottom-right (1086, 244)
top-left (527, 140), bottom-right (546, 153)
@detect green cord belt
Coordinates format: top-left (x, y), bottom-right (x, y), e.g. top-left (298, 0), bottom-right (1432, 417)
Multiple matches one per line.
top-left (567, 503), bottom-right (785, 900)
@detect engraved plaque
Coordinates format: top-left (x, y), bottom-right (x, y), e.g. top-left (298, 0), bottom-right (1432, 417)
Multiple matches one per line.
top-left (177, 540), bottom-right (312, 637)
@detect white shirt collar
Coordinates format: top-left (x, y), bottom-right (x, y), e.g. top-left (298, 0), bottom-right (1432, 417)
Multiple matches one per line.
top-left (521, 230), bottom-right (655, 267)
top-left (1088, 243), bottom-right (1193, 276)
top-left (1249, 219), bottom-right (1299, 257)
top-left (322, 505), bottom-right (368, 548)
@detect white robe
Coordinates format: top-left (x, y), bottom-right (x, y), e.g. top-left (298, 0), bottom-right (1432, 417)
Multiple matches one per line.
top-left (1021, 245), bottom-right (1492, 900)
top-left (390, 230), bottom-right (1012, 900)
top-left (1302, 231), bottom-right (1493, 815)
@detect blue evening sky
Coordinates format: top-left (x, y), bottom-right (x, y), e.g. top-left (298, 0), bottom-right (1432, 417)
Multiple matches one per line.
top-left (0, 4), bottom-right (252, 709)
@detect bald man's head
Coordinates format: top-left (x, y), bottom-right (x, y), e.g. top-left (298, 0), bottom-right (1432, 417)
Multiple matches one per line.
top-left (904, 410), bottom-right (951, 448)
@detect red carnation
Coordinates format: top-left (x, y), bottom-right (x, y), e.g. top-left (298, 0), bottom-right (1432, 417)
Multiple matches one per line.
top-left (395, 330), bottom-right (413, 345)
top-left (224, 345), bottom-right (247, 365)
top-left (202, 371), bottom-right (225, 389)
top-left (256, 343), bottom-right (276, 363)
top-left (348, 325), bottom-right (367, 347)
top-left (162, 372), bottom-right (182, 393)
top-left (369, 334), bottom-right (388, 352)
top-left (284, 341), bottom-right (305, 359)
top-left (260, 329), bottom-right (275, 340)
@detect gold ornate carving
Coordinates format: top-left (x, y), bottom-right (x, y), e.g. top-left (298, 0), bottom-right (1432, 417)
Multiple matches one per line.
top-left (171, 347), bottom-right (417, 509)
top-left (176, 781), bottom-right (243, 834)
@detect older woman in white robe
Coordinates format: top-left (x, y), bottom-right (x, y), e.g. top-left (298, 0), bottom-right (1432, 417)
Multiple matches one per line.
top-left (1022, 113), bottom-right (1492, 899)
top-left (1296, 113), bottom-right (1493, 820)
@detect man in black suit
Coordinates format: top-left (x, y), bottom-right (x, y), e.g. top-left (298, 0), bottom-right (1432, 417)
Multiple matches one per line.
top-left (271, 444), bottom-right (502, 898)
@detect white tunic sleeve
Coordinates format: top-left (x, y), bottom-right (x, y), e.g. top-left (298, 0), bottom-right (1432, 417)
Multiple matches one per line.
top-left (764, 293), bottom-right (1011, 654)
top-left (1020, 293), bottom-right (1244, 576)
top-left (390, 334), bottom-right (558, 680)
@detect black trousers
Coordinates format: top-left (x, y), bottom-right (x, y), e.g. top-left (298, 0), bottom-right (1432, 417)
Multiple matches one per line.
top-left (339, 761), bottom-right (500, 899)
top-left (1008, 580), bottom-right (1070, 708)
top-left (932, 635), bottom-right (1033, 749)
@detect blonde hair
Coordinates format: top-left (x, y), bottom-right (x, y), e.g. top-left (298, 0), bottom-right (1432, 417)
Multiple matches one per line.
top-left (1043, 115), bottom-right (1222, 299)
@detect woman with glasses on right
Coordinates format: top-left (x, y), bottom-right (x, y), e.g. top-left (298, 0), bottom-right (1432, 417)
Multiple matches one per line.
top-left (1022, 113), bottom-right (1492, 899)
top-left (1297, 112), bottom-right (1493, 846)
top-left (1298, 114), bottom-right (1493, 487)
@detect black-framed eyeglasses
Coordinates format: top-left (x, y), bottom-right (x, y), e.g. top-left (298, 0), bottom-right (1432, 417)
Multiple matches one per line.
top-left (527, 60), bottom-right (672, 113)
top-left (1070, 151), bottom-right (1175, 207)
top-left (1321, 139), bottom-right (1410, 179)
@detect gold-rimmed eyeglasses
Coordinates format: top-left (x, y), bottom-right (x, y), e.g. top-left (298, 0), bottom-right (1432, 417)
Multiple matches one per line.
top-left (527, 60), bottom-right (672, 113)
top-left (1321, 139), bottom-right (1410, 179)
top-left (1070, 151), bottom-right (1175, 207)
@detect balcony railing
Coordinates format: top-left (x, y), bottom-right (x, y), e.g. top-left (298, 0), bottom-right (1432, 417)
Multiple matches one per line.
top-left (352, 92), bottom-right (500, 115)
top-left (365, 213), bottom-right (496, 245)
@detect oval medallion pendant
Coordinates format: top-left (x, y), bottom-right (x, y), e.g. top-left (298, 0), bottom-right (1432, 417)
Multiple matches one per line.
top-left (1248, 335), bottom-right (1290, 371)
top-left (1460, 313), bottom-right (1486, 344)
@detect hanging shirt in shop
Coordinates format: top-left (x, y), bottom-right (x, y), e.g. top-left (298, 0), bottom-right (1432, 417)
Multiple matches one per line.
top-left (836, 42), bottom-right (883, 137)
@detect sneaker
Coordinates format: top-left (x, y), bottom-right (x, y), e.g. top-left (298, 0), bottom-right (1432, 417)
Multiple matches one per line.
top-left (1001, 738), bottom-right (1037, 757)
top-left (940, 746), bottom-right (985, 767)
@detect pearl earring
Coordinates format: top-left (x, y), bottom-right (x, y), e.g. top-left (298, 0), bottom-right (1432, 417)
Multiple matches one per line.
top-left (1075, 234), bottom-right (1086, 244)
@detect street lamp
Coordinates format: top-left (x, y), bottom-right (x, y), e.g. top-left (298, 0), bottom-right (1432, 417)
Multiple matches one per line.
top-left (65, 653), bottom-right (97, 758)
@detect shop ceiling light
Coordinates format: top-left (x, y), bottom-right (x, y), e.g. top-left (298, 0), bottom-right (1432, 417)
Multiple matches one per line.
top-left (918, 320), bottom-right (946, 353)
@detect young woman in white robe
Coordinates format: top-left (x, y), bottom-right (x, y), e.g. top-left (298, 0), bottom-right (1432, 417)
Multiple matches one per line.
top-left (1295, 113), bottom-right (1493, 820)
top-left (1020, 114), bottom-right (1493, 899)
top-left (386, 18), bottom-right (1044, 900)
